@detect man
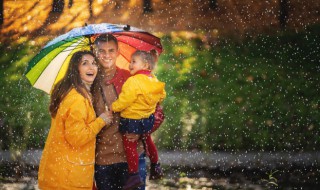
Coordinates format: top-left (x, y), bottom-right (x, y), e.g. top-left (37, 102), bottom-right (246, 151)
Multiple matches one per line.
top-left (92, 34), bottom-right (148, 190)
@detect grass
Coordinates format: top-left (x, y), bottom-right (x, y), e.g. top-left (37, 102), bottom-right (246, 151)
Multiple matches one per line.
top-left (156, 24), bottom-right (320, 151)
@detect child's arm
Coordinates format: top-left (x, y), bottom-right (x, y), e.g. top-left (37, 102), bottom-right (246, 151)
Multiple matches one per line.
top-left (153, 74), bottom-right (166, 104)
top-left (111, 77), bottom-right (138, 112)
top-left (159, 84), bottom-right (166, 104)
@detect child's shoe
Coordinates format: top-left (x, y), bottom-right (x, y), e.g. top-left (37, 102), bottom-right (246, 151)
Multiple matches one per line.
top-left (149, 163), bottom-right (164, 180)
top-left (123, 173), bottom-right (144, 190)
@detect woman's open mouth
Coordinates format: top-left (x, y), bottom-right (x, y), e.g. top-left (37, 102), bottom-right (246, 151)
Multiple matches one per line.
top-left (86, 72), bottom-right (95, 77)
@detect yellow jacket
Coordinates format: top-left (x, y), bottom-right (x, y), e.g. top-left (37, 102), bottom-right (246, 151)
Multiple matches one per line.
top-left (112, 74), bottom-right (166, 119)
top-left (38, 89), bottom-right (105, 190)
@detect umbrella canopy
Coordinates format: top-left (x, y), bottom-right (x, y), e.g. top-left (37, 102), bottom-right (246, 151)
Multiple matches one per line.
top-left (25, 23), bottom-right (163, 94)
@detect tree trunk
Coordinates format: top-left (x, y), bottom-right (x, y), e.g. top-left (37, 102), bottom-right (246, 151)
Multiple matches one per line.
top-left (68, 0), bottom-right (73, 8)
top-left (52, 0), bottom-right (64, 13)
top-left (89, 0), bottom-right (93, 17)
top-left (279, 0), bottom-right (288, 28)
top-left (0, 0), bottom-right (3, 25)
top-left (209, 0), bottom-right (218, 10)
top-left (143, 0), bottom-right (153, 14)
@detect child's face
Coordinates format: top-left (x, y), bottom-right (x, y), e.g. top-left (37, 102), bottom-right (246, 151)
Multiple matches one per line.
top-left (129, 55), bottom-right (149, 75)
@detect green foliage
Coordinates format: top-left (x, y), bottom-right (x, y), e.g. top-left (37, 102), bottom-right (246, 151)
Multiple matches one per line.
top-left (261, 170), bottom-right (279, 188)
top-left (154, 25), bottom-right (320, 151)
top-left (0, 43), bottom-right (50, 151)
top-left (0, 25), bottom-right (319, 152)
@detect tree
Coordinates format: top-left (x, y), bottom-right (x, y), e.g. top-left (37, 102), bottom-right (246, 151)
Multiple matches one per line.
top-left (0, 44), bottom-right (50, 151)
top-left (143, 0), bottom-right (153, 14)
top-left (0, 0), bottom-right (3, 25)
top-left (279, 0), bottom-right (288, 28)
top-left (68, 0), bottom-right (73, 8)
top-left (209, 0), bottom-right (218, 10)
top-left (89, 0), bottom-right (93, 17)
top-left (52, 0), bottom-right (64, 13)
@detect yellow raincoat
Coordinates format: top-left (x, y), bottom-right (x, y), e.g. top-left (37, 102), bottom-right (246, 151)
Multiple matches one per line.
top-left (112, 73), bottom-right (166, 119)
top-left (38, 89), bottom-right (105, 190)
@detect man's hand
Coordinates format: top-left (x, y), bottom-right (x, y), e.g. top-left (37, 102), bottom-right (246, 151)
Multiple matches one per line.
top-left (125, 133), bottom-right (140, 142)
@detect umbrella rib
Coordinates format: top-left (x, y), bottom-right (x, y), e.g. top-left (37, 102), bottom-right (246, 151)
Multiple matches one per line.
top-left (59, 40), bottom-right (89, 53)
top-left (33, 38), bottom-right (86, 93)
top-left (60, 45), bottom-right (88, 52)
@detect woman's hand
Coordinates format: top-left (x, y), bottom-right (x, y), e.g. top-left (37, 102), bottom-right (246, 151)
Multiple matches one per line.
top-left (99, 110), bottom-right (113, 125)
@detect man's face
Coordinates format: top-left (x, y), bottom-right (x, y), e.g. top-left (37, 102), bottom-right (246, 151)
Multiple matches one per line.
top-left (95, 40), bottom-right (119, 70)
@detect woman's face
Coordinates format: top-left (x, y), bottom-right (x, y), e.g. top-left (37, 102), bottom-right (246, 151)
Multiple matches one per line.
top-left (78, 54), bottom-right (98, 84)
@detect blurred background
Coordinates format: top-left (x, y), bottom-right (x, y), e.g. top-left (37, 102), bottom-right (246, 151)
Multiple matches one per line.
top-left (0, 0), bottom-right (319, 189)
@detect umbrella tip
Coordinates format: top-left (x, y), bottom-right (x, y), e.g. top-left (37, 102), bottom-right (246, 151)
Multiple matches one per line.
top-left (123, 24), bottom-right (130, 31)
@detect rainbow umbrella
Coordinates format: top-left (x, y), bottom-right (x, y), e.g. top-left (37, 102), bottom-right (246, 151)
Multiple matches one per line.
top-left (25, 23), bottom-right (163, 94)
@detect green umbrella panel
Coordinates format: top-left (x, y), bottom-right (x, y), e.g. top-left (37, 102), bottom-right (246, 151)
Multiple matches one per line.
top-left (26, 37), bottom-right (90, 94)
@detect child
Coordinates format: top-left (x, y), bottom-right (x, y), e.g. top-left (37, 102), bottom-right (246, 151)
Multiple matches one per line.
top-left (111, 50), bottom-right (166, 190)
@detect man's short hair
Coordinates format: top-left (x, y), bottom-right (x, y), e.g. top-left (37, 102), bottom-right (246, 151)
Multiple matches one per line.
top-left (94, 34), bottom-right (118, 48)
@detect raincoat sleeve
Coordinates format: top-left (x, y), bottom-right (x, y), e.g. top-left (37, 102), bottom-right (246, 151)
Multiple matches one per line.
top-left (112, 77), bottom-right (138, 112)
top-left (153, 74), bottom-right (166, 103)
top-left (64, 96), bottom-right (105, 148)
top-left (159, 87), bottom-right (166, 103)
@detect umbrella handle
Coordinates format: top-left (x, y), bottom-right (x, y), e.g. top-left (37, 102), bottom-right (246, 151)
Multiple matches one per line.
top-left (88, 36), bottom-right (93, 52)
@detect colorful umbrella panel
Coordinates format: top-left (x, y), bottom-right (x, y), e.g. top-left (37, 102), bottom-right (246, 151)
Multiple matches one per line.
top-left (25, 23), bottom-right (163, 94)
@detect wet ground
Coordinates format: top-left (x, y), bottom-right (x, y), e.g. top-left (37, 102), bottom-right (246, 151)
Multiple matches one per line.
top-left (0, 170), bottom-right (318, 190)
top-left (0, 177), bottom-right (265, 190)
top-left (1, 151), bottom-right (319, 189)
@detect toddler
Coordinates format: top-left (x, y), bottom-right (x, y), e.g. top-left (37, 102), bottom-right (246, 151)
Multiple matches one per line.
top-left (111, 50), bottom-right (166, 190)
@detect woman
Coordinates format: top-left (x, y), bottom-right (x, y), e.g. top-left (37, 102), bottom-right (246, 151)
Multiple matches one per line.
top-left (38, 50), bottom-right (112, 190)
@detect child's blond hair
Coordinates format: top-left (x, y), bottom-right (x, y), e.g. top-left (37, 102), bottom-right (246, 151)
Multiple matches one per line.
top-left (132, 50), bottom-right (158, 70)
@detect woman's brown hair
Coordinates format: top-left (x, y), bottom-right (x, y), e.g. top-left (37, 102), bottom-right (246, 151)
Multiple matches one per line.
top-left (49, 50), bottom-right (95, 117)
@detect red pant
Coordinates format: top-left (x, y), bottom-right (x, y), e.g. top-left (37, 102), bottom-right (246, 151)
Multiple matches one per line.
top-left (123, 133), bottom-right (158, 173)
